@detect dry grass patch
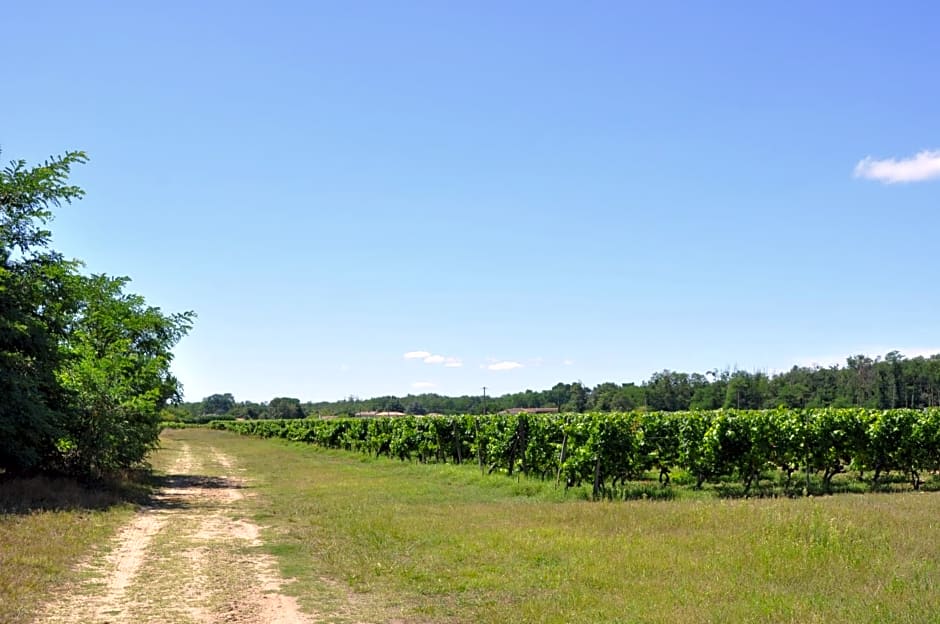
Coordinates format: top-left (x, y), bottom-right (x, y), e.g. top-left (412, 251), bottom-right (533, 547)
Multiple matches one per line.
top-left (0, 476), bottom-right (139, 624)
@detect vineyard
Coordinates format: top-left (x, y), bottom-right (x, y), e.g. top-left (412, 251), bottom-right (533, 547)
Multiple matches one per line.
top-left (211, 408), bottom-right (940, 498)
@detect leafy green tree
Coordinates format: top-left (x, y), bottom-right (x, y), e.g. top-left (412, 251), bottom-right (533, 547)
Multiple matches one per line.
top-left (547, 382), bottom-right (572, 410)
top-left (722, 371), bottom-right (770, 409)
top-left (689, 370), bottom-right (727, 409)
top-left (563, 382), bottom-right (589, 413)
top-left (645, 371), bottom-right (694, 411)
top-left (0, 150), bottom-right (194, 477)
top-left (769, 366), bottom-right (811, 407)
top-left (268, 396), bottom-right (304, 419)
top-left (202, 393), bottom-right (236, 415)
top-left (56, 274), bottom-right (194, 476)
top-left (406, 400), bottom-right (427, 415)
top-left (846, 355), bottom-right (878, 407)
top-left (0, 151), bottom-right (86, 474)
top-left (230, 401), bottom-right (264, 419)
top-left (590, 382), bottom-right (640, 411)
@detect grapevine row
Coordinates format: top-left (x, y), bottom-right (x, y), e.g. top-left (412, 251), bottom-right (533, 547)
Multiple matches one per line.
top-left (211, 409), bottom-right (940, 496)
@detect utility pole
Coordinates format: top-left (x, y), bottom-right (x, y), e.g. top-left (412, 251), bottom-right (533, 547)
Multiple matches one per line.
top-left (482, 386), bottom-right (487, 416)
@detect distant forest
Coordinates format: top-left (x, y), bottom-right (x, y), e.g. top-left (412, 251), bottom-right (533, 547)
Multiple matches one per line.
top-left (166, 351), bottom-right (940, 423)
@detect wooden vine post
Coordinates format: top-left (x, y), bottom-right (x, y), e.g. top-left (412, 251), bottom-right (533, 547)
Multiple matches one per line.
top-left (555, 416), bottom-right (570, 489)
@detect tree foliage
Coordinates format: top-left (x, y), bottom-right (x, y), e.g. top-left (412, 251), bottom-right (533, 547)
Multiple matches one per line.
top-left (0, 150), bottom-right (193, 477)
top-left (180, 352), bottom-right (940, 423)
top-left (202, 393), bottom-right (236, 415)
top-left (56, 274), bottom-right (193, 476)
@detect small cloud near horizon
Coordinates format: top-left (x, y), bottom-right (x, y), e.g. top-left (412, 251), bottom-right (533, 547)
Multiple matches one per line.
top-left (854, 149), bottom-right (940, 183)
top-left (412, 381), bottom-right (436, 389)
top-left (794, 347), bottom-right (940, 369)
top-left (404, 350), bottom-right (463, 367)
top-left (488, 361), bottom-right (524, 371)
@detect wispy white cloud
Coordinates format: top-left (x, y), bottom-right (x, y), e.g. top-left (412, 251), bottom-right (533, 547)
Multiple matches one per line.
top-left (405, 351), bottom-right (463, 367)
top-left (794, 346), bottom-right (940, 369)
top-left (412, 381), bottom-right (436, 389)
top-left (791, 354), bottom-right (849, 369)
top-left (563, 359), bottom-right (575, 366)
top-left (854, 149), bottom-right (940, 184)
top-left (488, 360), bottom-right (524, 371)
top-left (897, 347), bottom-right (940, 359)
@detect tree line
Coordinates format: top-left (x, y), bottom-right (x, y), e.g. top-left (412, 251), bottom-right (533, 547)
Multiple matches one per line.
top-left (1, 150), bottom-right (193, 478)
top-left (175, 351), bottom-right (940, 422)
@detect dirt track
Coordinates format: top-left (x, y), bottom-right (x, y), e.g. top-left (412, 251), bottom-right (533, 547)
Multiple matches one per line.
top-left (40, 442), bottom-right (313, 624)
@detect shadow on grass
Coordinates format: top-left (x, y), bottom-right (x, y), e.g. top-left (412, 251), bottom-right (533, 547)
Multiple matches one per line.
top-left (708, 473), bottom-right (940, 499)
top-left (0, 471), bottom-right (151, 515)
top-left (0, 471), bottom-right (244, 515)
top-left (144, 473), bottom-right (245, 510)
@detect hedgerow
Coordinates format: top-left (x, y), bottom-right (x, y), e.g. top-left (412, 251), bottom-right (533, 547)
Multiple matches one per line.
top-left (212, 408), bottom-right (940, 497)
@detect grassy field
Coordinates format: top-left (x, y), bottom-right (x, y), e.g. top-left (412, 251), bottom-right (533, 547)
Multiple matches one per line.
top-left (0, 476), bottom-right (142, 624)
top-left (185, 428), bottom-right (940, 624)
top-left (6, 428), bottom-right (940, 623)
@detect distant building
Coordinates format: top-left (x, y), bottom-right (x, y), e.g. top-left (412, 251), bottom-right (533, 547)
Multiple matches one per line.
top-left (499, 407), bottom-right (559, 415)
top-left (355, 410), bottom-right (408, 418)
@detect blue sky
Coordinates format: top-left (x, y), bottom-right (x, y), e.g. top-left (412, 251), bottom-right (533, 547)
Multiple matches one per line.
top-left (3, 2), bottom-right (939, 402)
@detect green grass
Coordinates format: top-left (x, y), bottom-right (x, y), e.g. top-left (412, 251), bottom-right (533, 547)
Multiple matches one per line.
top-left (0, 476), bottom-right (142, 624)
top-left (7, 428), bottom-right (937, 623)
top-left (168, 428), bottom-right (940, 624)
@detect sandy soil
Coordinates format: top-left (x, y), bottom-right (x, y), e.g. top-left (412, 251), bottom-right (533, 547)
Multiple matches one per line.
top-left (39, 443), bottom-right (314, 624)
